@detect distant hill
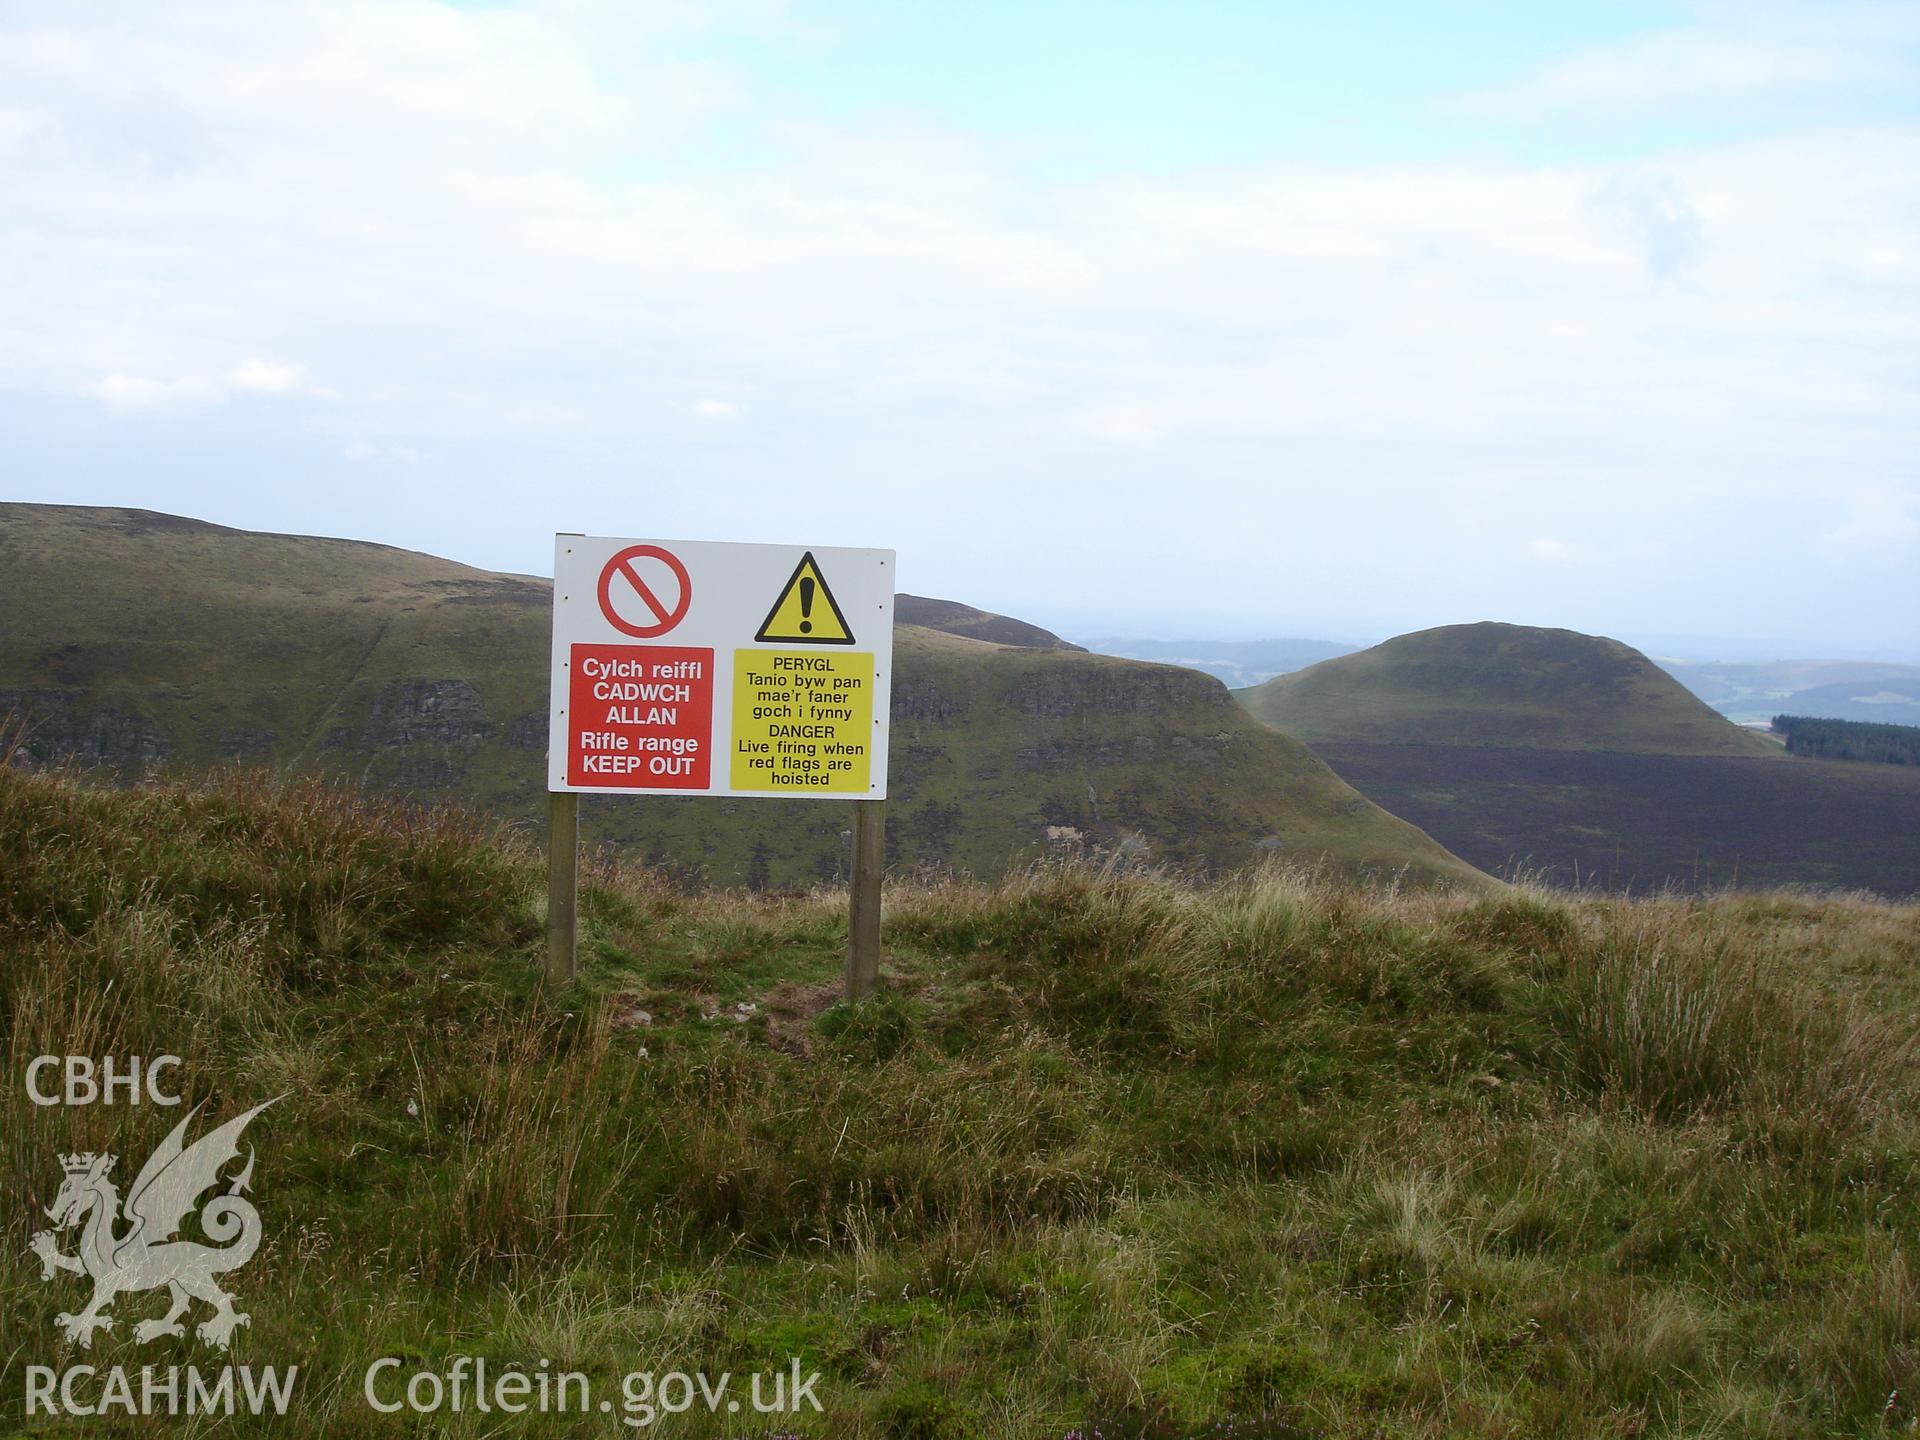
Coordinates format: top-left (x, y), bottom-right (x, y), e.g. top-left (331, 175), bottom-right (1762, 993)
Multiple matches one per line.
top-left (1230, 624), bottom-right (1919, 895)
top-left (895, 594), bottom-right (1082, 651)
top-left (0, 504), bottom-right (1484, 890)
top-left (1078, 636), bottom-right (1357, 688)
top-left (1659, 658), bottom-right (1920, 728)
top-left (1238, 622), bottom-right (1780, 758)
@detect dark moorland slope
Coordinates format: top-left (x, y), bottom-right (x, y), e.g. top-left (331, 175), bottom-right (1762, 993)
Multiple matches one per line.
top-left (1317, 742), bottom-right (1920, 896)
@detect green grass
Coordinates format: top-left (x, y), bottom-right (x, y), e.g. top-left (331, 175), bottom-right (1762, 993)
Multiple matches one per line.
top-left (4, 763), bottom-right (1920, 1436)
top-left (0, 503), bottom-right (1482, 890)
top-left (1236, 622), bottom-right (1782, 758)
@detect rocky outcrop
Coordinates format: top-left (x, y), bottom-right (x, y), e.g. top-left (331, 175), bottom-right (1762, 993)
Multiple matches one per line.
top-left (891, 680), bottom-right (961, 725)
top-left (1005, 665), bottom-right (1231, 719)
top-left (217, 725), bottom-right (278, 760)
top-left (317, 679), bottom-right (492, 771)
top-left (0, 689), bottom-right (170, 769)
top-left (505, 711), bottom-right (547, 750)
top-left (364, 680), bottom-right (490, 748)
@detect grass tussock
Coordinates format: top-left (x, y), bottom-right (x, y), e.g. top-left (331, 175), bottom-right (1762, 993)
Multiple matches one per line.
top-left (3, 763), bottom-right (1919, 1437)
top-left (1555, 911), bottom-right (1917, 1135)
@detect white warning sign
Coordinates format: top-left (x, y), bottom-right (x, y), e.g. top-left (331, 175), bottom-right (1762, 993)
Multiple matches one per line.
top-left (549, 536), bottom-right (895, 799)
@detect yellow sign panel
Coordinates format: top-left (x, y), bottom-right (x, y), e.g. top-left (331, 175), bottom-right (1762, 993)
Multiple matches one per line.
top-left (729, 649), bottom-right (874, 793)
top-left (754, 551), bottom-right (856, 645)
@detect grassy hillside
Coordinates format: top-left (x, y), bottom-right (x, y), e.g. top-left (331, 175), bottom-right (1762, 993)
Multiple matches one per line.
top-left (895, 594), bottom-right (1083, 650)
top-left (1237, 623), bottom-right (1779, 758)
top-left (0, 504), bottom-right (1480, 889)
top-left (6, 765), bottom-right (1920, 1436)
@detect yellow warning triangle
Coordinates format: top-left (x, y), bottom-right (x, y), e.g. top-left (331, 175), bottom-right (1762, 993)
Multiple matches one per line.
top-left (754, 552), bottom-right (856, 644)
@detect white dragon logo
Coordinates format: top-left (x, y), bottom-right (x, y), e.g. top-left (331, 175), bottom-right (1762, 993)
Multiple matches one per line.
top-left (29, 1097), bottom-right (280, 1351)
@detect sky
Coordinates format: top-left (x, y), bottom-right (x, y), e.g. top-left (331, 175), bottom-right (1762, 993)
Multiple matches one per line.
top-left (3, 0), bottom-right (1917, 659)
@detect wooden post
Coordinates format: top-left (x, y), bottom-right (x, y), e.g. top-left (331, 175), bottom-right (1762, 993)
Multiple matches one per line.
top-left (547, 791), bottom-right (579, 987)
top-left (847, 799), bottom-right (884, 1001)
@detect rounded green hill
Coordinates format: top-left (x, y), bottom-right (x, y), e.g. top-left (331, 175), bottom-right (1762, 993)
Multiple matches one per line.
top-left (1238, 621), bottom-right (1782, 757)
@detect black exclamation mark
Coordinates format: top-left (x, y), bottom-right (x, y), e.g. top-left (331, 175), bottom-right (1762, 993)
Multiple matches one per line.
top-left (799, 576), bottom-right (815, 634)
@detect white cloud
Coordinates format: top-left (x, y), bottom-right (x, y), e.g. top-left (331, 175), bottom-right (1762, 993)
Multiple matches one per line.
top-left (693, 398), bottom-right (740, 420)
top-left (81, 358), bottom-right (317, 411)
top-left (1589, 174), bottom-right (1703, 280)
top-left (227, 358), bottom-right (308, 394)
top-left (13, 5), bottom-right (1913, 453)
top-left (84, 373), bottom-right (221, 413)
top-left (1529, 538), bottom-right (1573, 562)
top-left (506, 402), bottom-right (589, 426)
top-left (1071, 403), bottom-right (1171, 446)
top-left (342, 439), bottom-right (421, 464)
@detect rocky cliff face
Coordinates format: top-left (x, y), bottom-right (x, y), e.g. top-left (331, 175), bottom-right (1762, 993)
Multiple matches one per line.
top-left (0, 690), bottom-right (171, 770)
top-left (1005, 665), bottom-right (1229, 719)
top-left (331, 679), bottom-right (493, 750)
top-left (1, 677), bottom-right (496, 775)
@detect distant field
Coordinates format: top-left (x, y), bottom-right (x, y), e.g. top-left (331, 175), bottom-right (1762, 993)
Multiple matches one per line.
top-left (1659, 657), bottom-right (1920, 728)
top-left (1078, 636), bottom-right (1359, 688)
top-left (1315, 744), bottom-right (1920, 897)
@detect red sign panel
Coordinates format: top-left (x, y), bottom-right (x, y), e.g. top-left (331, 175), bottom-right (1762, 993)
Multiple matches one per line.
top-left (567, 644), bottom-right (713, 789)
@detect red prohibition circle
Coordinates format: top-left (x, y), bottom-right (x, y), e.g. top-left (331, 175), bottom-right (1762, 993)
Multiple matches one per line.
top-left (597, 545), bottom-right (692, 638)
